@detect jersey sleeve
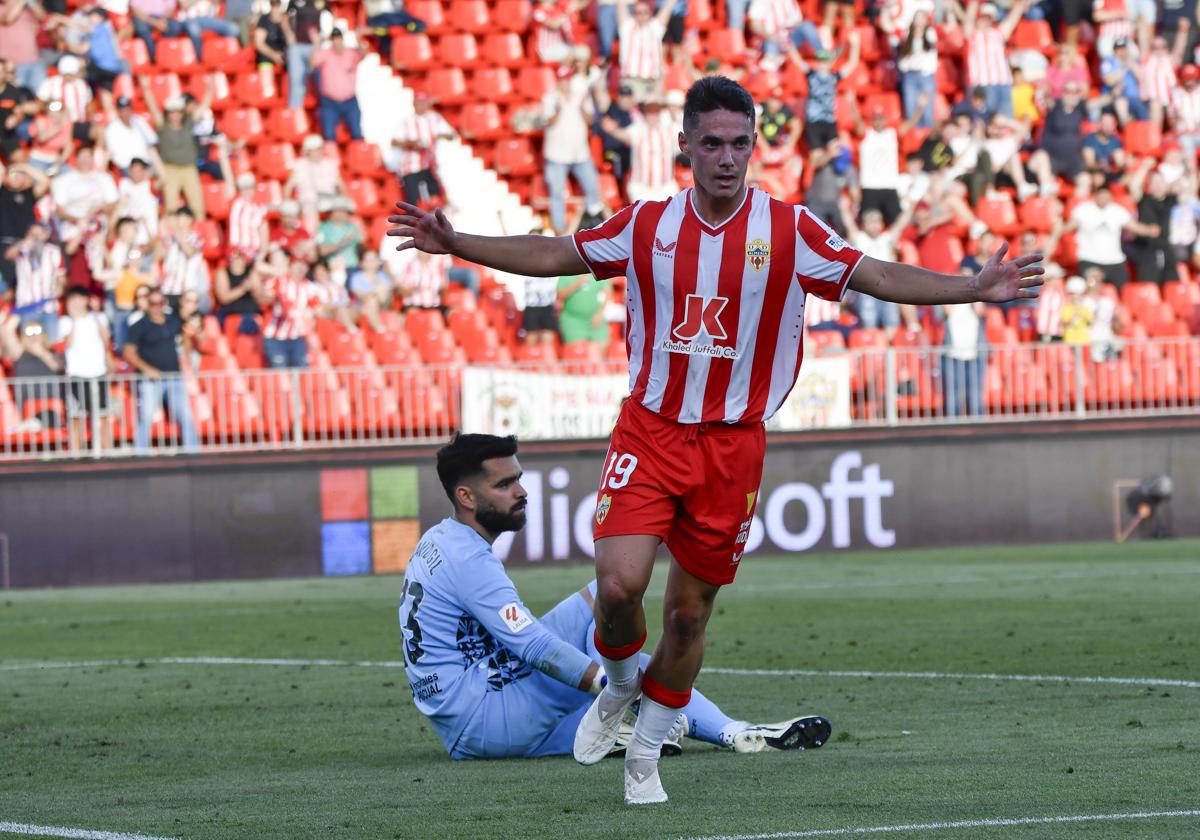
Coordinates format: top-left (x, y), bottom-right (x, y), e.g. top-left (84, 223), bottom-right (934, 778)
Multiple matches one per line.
top-left (794, 206), bottom-right (865, 302)
top-left (571, 202), bottom-right (639, 280)
top-left (450, 551), bottom-right (593, 690)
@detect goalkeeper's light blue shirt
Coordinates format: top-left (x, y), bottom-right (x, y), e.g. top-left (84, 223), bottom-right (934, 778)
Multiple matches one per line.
top-left (399, 517), bottom-right (594, 754)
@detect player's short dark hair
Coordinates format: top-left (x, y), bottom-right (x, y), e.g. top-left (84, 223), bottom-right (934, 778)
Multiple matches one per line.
top-left (682, 76), bottom-right (755, 134)
top-left (436, 432), bottom-right (519, 503)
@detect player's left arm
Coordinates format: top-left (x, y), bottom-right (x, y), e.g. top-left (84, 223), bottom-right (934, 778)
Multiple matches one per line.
top-left (847, 243), bottom-right (1044, 305)
top-left (462, 558), bottom-right (602, 693)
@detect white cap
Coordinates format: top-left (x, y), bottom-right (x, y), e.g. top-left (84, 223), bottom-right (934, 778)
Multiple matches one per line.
top-left (979, 2), bottom-right (998, 16)
top-left (164, 96), bottom-right (186, 112)
top-left (1066, 276), bottom-right (1086, 294)
top-left (280, 199), bottom-right (300, 216)
top-left (301, 133), bottom-right (324, 152)
top-left (665, 89), bottom-right (686, 107)
top-left (58, 55), bottom-right (83, 75)
top-left (236, 172), bottom-right (256, 189)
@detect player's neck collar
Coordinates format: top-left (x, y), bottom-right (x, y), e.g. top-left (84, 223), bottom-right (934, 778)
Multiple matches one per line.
top-left (686, 187), bottom-right (751, 234)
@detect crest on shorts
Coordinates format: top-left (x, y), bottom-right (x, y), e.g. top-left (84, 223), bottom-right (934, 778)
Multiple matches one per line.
top-left (745, 238), bottom-right (770, 271)
top-left (596, 493), bottom-right (612, 525)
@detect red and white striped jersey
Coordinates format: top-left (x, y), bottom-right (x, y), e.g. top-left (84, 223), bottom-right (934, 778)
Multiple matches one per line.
top-left (572, 188), bottom-right (864, 425)
top-left (532, 0), bottom-right (575, 60)
top-left (804, 295), bottom-right (841, 325)
top-left (394, 110), bottom-right (455, 176)
top-left (1140, 54), bottom-right (1177, 105)
top-left (263, 274), bottom-right (319, 340)
top-left (746, 0), bottom-right (802, 39)
top-left (14, 243), bottom-right (65, 308)
top-left (398, 252), bottom-right (449, 309)
top-left (37, 75), bottom-right (92, 124)
top-left (227, 196), bottom-right (268, 254)
top-left (160, 232), bottom-right (206, 296)
top-left (966, 27), bottom-right (1012, 88)
top-left (618, 18), bottom-right (666, 81)
top-left (1172, 85), bottom-right (1200, 133)
top-left (1036, 284), bottom-right (1064, 337)
top-left (1093, 0), bottom-right (1134, 44)
top-left (312, 279), bottom-right (350, 309)
top-left (629, 112), bottom-right (678, 190)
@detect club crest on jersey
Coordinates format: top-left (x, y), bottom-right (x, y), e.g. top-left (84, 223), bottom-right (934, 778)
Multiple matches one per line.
top-left (596, 493), bottom-right (612, 525)
top-left (654, 238), bottom-right (677, 259)
top-left (745, 238), bottom-right (770, 271)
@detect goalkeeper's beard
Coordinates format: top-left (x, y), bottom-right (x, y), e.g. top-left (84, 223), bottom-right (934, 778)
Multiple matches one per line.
top-left (476, 499), bottom-right (527, 535)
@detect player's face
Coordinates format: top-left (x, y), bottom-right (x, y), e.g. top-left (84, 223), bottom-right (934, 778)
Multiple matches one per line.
top-left (471, 456), bottom-right (528, 535)
top-left (681, 108), bottom-right (756, 203)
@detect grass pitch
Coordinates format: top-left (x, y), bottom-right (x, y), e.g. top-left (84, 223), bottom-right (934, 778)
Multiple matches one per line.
top-left (2, 541), bottom-right (1199, 840)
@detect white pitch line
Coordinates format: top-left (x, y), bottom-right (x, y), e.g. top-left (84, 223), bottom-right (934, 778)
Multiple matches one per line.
top-left (0, 822), bottom-right (181, 840)
top-left (677, 808), bottom-right (1200, 840)
top-left (1, 657), bottom-right (1198, 691)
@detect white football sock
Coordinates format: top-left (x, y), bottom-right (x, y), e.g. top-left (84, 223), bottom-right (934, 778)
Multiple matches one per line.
top-left (600, 653), bottom-right (641, 693)
top-left (718, 720), bottom-right (752, 748)
top-left (627, 696), bottom-right (684, 762)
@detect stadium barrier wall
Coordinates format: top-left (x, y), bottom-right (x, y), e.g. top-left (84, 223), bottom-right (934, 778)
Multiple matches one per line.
top-left (0, 418), bottom-right (1196, 588)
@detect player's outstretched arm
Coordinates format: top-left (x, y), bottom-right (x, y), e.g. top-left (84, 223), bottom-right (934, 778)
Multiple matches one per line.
top-left (848, 243), bottom-right (1044, 305)
top-left (386, 202), bottom-right (590, 278)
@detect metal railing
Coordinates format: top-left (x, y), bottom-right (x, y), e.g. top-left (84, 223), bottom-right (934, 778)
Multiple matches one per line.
top-left (1, 336), bottom-right (1198, 461)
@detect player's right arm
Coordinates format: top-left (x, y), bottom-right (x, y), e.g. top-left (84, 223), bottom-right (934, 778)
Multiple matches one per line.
top-left (386, 202), bottom-right (589, 278)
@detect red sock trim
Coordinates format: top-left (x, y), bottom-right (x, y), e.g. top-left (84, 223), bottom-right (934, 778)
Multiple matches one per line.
top-left (642, 674), bottom-right (692, 708)
top-left (593, 629), bottom-right (646, 661)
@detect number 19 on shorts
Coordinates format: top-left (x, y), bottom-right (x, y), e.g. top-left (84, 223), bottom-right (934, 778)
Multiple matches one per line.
top-left (601, 452), bottom-right (639, 490)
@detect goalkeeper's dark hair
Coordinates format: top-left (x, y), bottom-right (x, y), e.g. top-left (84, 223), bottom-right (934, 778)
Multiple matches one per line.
top-left (436, 432), bottom-right (519, 503)
top-left (682, 76), bottom-right (755, 135)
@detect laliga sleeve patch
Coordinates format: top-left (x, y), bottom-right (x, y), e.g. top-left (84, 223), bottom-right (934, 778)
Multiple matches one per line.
top-left (499, 602), bottom-right (533, 633)
top-left (825, 233), bottom-right (848, 252)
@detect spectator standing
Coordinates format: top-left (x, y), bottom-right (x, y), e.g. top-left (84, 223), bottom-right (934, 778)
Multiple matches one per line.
top-left (0, 312), bottom-right (63, 429)
top-left (129, 0), bottom-right (185, 64)
top-left (158, 207), bottom-right (208, 312)
top-left (1092, 0), bottom-right (1135, 58)
top-left (1064, 184), bottom-right (1155, 286)
top-left (747, 0), bottom-right (824, 58)
top-left (310, 28), bottom-right (362, 141)
top-left (804, 136), bottom-right (858, 235)
top-left (123, 288), bottom-right (200, 450)
top-left (0, 163), bottom-right (49, 297)
top-left (0, 59), bottom-right (37, 159)
top-left (1099, 38), bottom-right (1145, 123)
top-left (79, 7), bottom-right (128, 112)
top-left (1171, 65), bottom-right (1200, 174)
top-left (851, 97), bottom-right (925, 225)
top-left (115, 157), bottom-right (160, 245)
top-left (963, 0), bottom-right (1027, 119)
top-left (213, 247), bottom-right (262, 330)
top-left (523, 268), bottom-right (559, 347)
top-left (1128, 168), bottom-right (1177, 284)
top-left (37, 55), bottom-right (92, 141)
top-left (616, 0), bottom-right (672, 103)
top-left (0, 0), bottom-right (47, 92)
top-left (532, 0), bottom-right (578, 64)
top-left (286, 133), bottom-right (347, 231)
top-left (897, 8), bottom-right (937, 128)
top-left (595, 0), bottom-right (619, 59)
top-left (557, 273), bottom-right (610, 343)
top-left (105, 95), bottom-right (159, 174)
top-left (227, 172), bottom-right (269, 255)
top-left (5, 222), bottom-right (66, 339)
top-left (542, 65), bottom-right (606, 236)
top-left (838, 197), bottom-right (918, 338)
top-left (1139, 36), bottom-right (1179, 128)
top-left (143, 86), bottom-right (206, 219)
top-left (391, 90), bottom-right (456, 206)
top-left (1035, 266), bottom-right (1065, 341)
top-left (257, 246), bottom-right (317, 368)
top-left (940, 295), bottom-right (988, 418)
top-left (316, 197), bottom-right (363, 273)
top-left (604, 94), bottom-right (678, 202)
top-left (58, 286), bottom-right (114, 452)
top-left (286, 0), bottom-right (324, 109)
top-left (177, 0), bottom-right (241, 62)
top-left (254, 0), bottom-right (291, 68)
top-left (597, 83), bottom-right (636, 187)
top-left (787, 34), bottom-right (860, 150)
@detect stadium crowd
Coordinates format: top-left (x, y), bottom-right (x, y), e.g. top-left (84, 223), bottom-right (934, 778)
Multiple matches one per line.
top-left (1, 0), bottom-right (1199, 445)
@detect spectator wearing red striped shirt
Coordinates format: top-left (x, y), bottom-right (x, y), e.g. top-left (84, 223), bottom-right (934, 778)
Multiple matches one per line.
top-left (532, 0), bottom-right (582, 63)
top-left (258, 247), bottom-right (317, 368)
top-left (962, 0), bottom-right (1028, 120)
top-left (1139, 35), bottom-right (1181, 128)
top-left (386, 77), bottom-right (1045, 804)
top-left (5, 221), bottom-right (66, 340)
top-left (396, 248), bottom-right (449, 311)
top-left (1172, 65), bottom-right (1200, 173)
top-left (390, 91), bottom-right (457, 207)
top-left (228, 172), bottom-right (270, 256)
top-left (601, 94), bottom-right (679, 202)
top-left (615, 0), bottom-right (673, 104)
top-left (36, 55), bottom-right (92, 144)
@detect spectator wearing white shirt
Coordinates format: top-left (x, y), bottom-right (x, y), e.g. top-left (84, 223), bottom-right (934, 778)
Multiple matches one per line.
top-left (541, 65), bottom-right (606, 236)
top-left (523, 231), bottom-right (560, 347)
top-left (115, 158), bottom-right (160, 246)
top-left (51, 144), bottom-right (118, 239)
top-left (615, 0), bottom-right (672, 103)
top-left (390, 91), bottom-right (456, 206)
top-left (104, 96), bottom-right (159, 174)
top-left (602, 95), bottom-right (678, 202)
top-left (286, 133), bottom-right (348, 231)
top-left (838, 196), bottom-right (919, 338)
top-left (850, 99), bottom-right (926, 226)
top-left (58, 286), bottom-right (115, 452)
top-left (1063, 184), bottom-right (1157, 286)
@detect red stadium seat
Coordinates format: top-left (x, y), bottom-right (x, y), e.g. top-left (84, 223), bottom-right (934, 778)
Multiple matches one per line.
top-left (391, 33), bottom-right (434, 71)
top-left (704, 29), bottom-right (747, 63)
top-left (346, 179), bottom-right (381, 216)
top-left (1017, 196), bottom-right (1057, 234)
top-left (1164, 280), bottom-right (1200, 323)
top-left (976, 192), bottom-right (1020, 237)
top-left (121, 38), bottom-right (151, 74)
top-left (202, 180), bottom-right (231, 219)
top-left (482, 32), bottom-right (525, 68)
top-left (155, 37), bottom-right (198, 74)
top-left (686, 0), bottom-right (714, 28)
top-left (404, 0), bottom-right (447, 34)
top-left (233, 68), bottom-right (278, 108)
top-left (203, 35), bottom-right (245, 72)
top-left (1122, 281), bottom-right (1161, 319)
top-left (460, 102), bottom-right (503, 140)
top-left (254, 142), bottom-right (296, 182)
top-left (195, 219), bottom-right (225, 261)
top-left (1124, 121), bottom-right (1163, 157)
top-left (448, 0), bottom-right (490, 33)
top-left (493, 0), bottom-right (533, 31)
top-left (1011, 19), bottom-right (1053, 53)
top-left (222, 107), bottom-right (263, 142)
top-left (426, 67), bottom-right (469, 105)
top-left (344, 140), bottom-right (384, 176)
top-left (188, 72), bottom-right (232, 111)
top-left (493, 137), bottom-right (538, 176)
top-left (472, 67), bottom-right (516, 103)
top-left (145, 73), bottom-right (183, 109)
top-left (436, 32), bottom-right (480, 68)
top-left (515, 65), bottom-right (556, 101)
top-left (267, 107), bottom-right (310, 143)
top-left (251, 180), bottom-right (282, 208)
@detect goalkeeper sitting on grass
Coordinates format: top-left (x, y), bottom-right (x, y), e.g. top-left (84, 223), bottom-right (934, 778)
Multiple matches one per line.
top-left (399, 432), bottom-right (831, 759)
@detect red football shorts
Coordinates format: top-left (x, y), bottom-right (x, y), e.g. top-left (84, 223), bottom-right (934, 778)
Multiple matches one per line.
top-left (592, 399), bottom-right (766, 586)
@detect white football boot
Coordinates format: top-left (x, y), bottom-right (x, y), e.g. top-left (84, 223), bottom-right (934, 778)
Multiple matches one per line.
top-left (731, 715), bottom-right (832, 753)
top-left (624, 755), bottom-right (668, 805)
top-left (609, 710), bottom-right (687, 758)
top-left (573, 671), bottom-right (643, 765)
